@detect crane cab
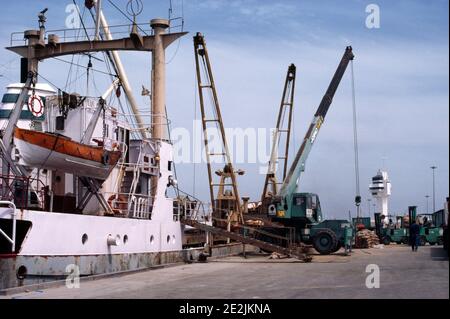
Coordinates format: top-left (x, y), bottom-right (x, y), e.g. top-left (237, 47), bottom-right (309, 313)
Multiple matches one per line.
top-left (271, 193), bottom-right (323, 225)
top-left (291, 193), bottom-right (323, 223)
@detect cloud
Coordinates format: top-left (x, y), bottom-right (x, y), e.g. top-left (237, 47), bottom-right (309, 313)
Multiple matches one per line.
top-left (190, 0), bottom-right (296, 21)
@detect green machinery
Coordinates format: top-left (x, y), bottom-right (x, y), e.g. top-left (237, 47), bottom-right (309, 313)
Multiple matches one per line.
top-left (417, 213), bottom-right (444, 246)
top-left (374, 213), bottom-right (408, 245)
top-left (375, 206), bottom-right (445, 246)
top-left (263, 47), bottom-right (355, 255)
top-left (407, 206), bottom-right (444, 246)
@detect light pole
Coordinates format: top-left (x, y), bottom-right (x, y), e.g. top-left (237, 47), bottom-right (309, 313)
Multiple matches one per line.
top-left (425, 195), bottom-right (430, 214)
top-left (431, 166), bottom-right (437, 214)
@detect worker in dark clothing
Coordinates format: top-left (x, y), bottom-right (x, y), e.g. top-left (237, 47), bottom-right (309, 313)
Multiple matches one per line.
top-left (409, 221), bottom-right (421, 252)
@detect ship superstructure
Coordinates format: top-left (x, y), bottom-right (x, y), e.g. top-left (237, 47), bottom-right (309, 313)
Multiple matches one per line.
top-left (0, 2), bottom-right (200, 289)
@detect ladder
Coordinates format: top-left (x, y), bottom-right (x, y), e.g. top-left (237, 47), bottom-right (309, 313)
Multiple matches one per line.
top-left (193, 32), bottom-right (243, 225)
top-left (261, 64), bottom-right (296, 202)
top-left (182, 218), bottom-right (311, 261)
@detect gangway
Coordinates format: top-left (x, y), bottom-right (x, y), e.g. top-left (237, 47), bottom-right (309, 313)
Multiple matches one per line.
top-left (181, 218), bottom-right (312, 261)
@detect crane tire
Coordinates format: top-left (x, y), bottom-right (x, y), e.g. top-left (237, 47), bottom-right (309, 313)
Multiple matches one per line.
top-left (313, 229), bottom-right (338, 255)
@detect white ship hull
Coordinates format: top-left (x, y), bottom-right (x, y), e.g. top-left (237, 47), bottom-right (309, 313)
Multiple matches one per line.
top-left (0, 208), bottom-right (184, 289)
top-left (1, 209), bottom-right (183, 255)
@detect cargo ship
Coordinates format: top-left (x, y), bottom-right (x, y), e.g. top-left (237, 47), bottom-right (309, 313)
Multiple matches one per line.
top-left (0, 2), bottom-right (220, 290)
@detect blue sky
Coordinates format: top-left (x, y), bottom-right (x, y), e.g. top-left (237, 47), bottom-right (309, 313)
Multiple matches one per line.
top-left (0, 0), bottom-right (448, 219)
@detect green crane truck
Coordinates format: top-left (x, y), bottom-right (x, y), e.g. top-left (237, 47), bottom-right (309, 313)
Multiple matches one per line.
top-left (263, 47), bottom-right (355, 255)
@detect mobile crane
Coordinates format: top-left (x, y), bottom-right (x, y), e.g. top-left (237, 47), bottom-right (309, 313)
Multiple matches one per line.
top-left (265, 46), bottom-right (355, 254)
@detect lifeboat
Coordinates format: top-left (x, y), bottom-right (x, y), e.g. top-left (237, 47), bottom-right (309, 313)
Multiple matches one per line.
top-left (13, 127), bottom-right (121, 180)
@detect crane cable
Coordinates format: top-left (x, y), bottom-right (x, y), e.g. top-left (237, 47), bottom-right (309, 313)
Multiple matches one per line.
top-left (193, 55), bottom-right (198, 198)
top-left (351, 60), bottom-right (362, 220)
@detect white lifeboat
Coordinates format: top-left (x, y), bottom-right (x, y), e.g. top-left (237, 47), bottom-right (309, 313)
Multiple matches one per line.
top-left (13, 127), bottom-right (121, 180)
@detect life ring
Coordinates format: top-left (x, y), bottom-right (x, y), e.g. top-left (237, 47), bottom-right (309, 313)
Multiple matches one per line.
top-left (28, 95), bottom-right (44, 117)
top-left (107, 194), bottom-right (128, 215)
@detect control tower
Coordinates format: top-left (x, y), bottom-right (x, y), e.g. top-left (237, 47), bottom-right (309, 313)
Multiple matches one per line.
top-left (369, 170), bottom-right (391, 217)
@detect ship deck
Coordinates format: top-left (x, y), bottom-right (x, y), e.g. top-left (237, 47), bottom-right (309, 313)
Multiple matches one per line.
top-left (2, 245), bottom-right (448, 299)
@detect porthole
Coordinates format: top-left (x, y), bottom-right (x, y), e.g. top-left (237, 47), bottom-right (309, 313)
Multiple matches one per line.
top-left (150, 235), bottom-right (154, 244)
top-left (17, 265), bottom-right (27, 280)
top-left (172, 235), bottom-right (176, 244)
top-left (123, 235), bottom-right (128, 244)
top-left (82, 233), bottom-right (88, 245)
top-left (166, 235), bottom-right (170, 244)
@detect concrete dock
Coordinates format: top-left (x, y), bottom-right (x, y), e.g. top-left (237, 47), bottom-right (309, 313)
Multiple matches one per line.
top-left (2, 245), bottom-right (448, 299)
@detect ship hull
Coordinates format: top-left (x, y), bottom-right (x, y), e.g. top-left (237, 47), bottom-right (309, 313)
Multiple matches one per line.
top-left (0, 245), bottom-right (252, 291)
top-left (0, 208), bottom-right (183, 289)
top-left (0, 250), bottom-right (190, 290)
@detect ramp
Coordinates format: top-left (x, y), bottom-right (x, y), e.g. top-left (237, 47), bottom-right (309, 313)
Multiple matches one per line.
top-left (181, 219), bottom-right (311, 261)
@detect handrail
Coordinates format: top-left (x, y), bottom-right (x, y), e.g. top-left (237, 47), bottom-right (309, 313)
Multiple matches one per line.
top-left (0, 174), bottom-right (46, 210)
top-left (0, 201), bottom-right (17, 252)
top-left (103, 191), bottom-right (153, 219)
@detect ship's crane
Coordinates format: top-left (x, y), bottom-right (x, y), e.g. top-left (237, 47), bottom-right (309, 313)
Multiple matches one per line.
top-left (261, 64), bottom-right (296, 207)
top-left (265, 47), bottom-right (355, 255)
top-left (193, 33), bottom-right (243, 228)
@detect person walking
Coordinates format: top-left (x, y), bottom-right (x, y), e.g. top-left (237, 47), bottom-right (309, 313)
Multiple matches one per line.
top-left (409, 220), bottom-right (420, 252)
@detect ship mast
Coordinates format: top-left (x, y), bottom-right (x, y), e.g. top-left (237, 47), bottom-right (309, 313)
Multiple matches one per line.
top-left (150, 19), bottom-right (170, 141)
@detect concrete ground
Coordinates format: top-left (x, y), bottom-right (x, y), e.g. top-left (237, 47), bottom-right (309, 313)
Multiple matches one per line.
top-left (3, 245), bottom-right (448, 299)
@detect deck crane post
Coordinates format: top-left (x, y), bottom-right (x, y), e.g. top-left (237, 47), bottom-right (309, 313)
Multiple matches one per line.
top-left (265, 46), bottom-right (355, 255)
top-left (193, 33), bottom-right (243, 229)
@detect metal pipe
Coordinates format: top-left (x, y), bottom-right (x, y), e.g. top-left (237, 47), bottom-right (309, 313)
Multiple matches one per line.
top-left (150, 19), bottom-right (170, 140)
top-left (49, 190), bottom-right (54, 212)
top-left (107, 234), bottom-right (119, 246)
top-left (431, 166), bottom-right (437, 214)
top-left (95, 0), bottom-right (102, 40)
top-left (102, 78), bottom-right (120, 100)
top-left (98, 11), bottom-right (147, 139)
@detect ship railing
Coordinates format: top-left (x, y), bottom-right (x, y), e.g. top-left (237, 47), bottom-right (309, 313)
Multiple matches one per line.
top-left (11, 19), bottom-right (184, 46)
top-left (173, 198), bottom-right (212, 224)
top-left (90, 136), bottom-right (125, 152)
top-left (0, 174), bottom-right (46, 210)
top-left (10, 23), bottom-right (152, 46)
top-left (130, 195), bottom-right (151, 219)
top-left (103, 191), bottom-right (152, 219)
top-left (120, 162), bottom-right (159, 175)
top-left (116, 111), bottom-right (172, 142)
top-left (117, 139), bottom-right (159, 175)
top-left (0, 201), bottom-right (16, 252)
